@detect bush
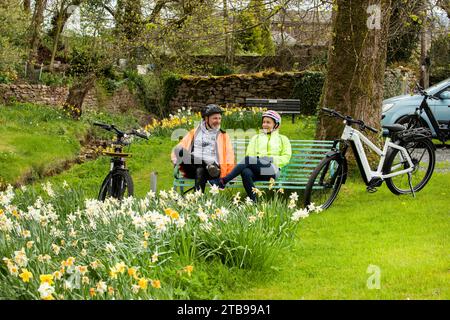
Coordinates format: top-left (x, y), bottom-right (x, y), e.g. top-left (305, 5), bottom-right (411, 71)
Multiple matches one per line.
top-left (211, 63), bottom-right (235, 76)
top-left (292, 71), bottom-right (325, 116)
top-left (162, 73), bottom-right (182, 114)
top-left (39, 73), bottom-right (73, 87)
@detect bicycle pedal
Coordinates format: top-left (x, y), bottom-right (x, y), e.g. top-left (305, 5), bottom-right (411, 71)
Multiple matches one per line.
top-left (366, 186), bottom-right (378, 193)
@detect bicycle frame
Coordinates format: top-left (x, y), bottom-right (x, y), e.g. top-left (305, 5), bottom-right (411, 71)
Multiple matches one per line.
top-left (416, 95), bottom-right (448, 142)
top-left (341, 124), bottom-right (414, 183)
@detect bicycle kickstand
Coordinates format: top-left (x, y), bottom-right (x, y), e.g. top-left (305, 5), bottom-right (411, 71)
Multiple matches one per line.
top-left (407, 172), bottom-right (416, 198)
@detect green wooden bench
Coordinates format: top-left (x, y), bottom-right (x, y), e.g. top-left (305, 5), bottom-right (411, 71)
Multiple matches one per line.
top-left (173, 139), bottom-right (335, 194)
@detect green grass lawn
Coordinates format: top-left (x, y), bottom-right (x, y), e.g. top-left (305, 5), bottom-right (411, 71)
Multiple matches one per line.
top-left (222, 172), bottom-right (450, 300)
top-left (0, 103), bottom-right (88, 186)
top-left (0, 103), bottom-right (140, 188)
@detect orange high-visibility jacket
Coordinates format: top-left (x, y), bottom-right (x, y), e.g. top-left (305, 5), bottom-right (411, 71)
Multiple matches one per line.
top-left (171, 126), bottom-right (235, 178)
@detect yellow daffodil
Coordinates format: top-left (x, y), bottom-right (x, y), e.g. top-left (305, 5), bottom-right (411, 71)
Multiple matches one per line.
top-left (138, 278), bottom-right (148, 290)
top-left (62, 257), bottom-right (75, 267)
top-left (128, 267), bottom-right (138, 279)
top-left (183, 265), bottom-right (194, 277)
top-left (151, 279), bottom-right (161, 289)
top-left (164, 208), bottom-right (180, 220)
top-left (19, 269), bottom-right (32, 283)
top-left (11, 209), bottom-right (20, 219)
top-left (40, 274), bottom-right (54, 285)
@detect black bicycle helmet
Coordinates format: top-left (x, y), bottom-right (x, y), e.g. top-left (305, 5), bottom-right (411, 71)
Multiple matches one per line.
top-left (201, 104), bottom-right (223, 118)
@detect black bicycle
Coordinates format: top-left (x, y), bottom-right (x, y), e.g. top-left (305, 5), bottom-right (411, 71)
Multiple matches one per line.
top-left (396, 83), bottom-right (449, 144)
top-left (94, 122), bottom-right (148, 201)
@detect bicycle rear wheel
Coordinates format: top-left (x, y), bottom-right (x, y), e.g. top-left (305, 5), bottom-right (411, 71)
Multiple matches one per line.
top-left (98, 169), bottom-right (134, 201)
top-left (304, 154), bottom-right (345, 210)
top-left (383, 139), bottom-right (435, 195)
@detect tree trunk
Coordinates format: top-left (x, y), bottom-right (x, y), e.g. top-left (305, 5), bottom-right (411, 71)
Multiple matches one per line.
top-left (63, 74), bottom-right (96, 119)
top-left (23, 0), bottom-right (31, 13)
top-left (223, 0), bottom-right (231, 64)
top-left (27, 0), bottom-right (48, 77)
top-left (50, 2), bottom-right (65, 73)
top-left (48, 0), bottom-right (83, 40)
top-left (316, 0), bottom-right (392, 141)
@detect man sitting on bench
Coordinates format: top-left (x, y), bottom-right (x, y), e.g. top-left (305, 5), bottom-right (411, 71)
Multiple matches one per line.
top-left (208, 110), bottom-right (292, 202)
top-left (171, 104), bottom-right (235, 193)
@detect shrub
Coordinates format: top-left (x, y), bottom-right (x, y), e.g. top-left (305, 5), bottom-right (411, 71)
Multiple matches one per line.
top-left (292, 71), bottom-right (325, 116)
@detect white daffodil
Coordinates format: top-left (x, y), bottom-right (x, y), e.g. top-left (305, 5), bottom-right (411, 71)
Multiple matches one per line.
top-left (38, 282), bottom-right (55, 299)
top-left (0, 185), bottom-right (14, 206)
top-left (13, 248), bottom-right (28, 267)
top-left (289, 192), bottom-right (299, 202)
top-left (288, 199), bottom-right (296, 210)
top-left (292, 209), bottom-right (309, 221)
top-left (209, 185), bottom-right (220, 195)
top-left (96, 281), bottom-right (107, 294)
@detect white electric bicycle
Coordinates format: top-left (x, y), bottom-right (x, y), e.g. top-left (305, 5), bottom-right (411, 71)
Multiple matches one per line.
top-left (304, 108), bottom-right (436, 209)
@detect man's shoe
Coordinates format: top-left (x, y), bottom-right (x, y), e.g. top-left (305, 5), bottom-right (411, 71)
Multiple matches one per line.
top-left (206, 164), bottom-right (221, 178)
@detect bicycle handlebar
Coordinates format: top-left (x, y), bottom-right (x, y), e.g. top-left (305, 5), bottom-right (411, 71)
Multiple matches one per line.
top-left (130, 129), bottom-right (149, 140)
top-left (93, 122), bottom-right (149, 140)
top-left (321, 108), bottom-right (378, 133)
top-left (415, 82), bottom-right (440, 100)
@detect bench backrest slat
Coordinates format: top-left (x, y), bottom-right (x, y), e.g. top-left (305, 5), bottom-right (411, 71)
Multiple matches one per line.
top-left (245, 98), bottom-right (301, 112)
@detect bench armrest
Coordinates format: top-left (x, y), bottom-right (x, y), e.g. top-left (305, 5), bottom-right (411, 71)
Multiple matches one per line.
top-left (173, 164), bottom-right (181, 179)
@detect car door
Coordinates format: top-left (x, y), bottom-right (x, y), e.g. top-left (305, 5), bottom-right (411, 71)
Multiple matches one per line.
top-left (430, 85), bottom-right (450, 123)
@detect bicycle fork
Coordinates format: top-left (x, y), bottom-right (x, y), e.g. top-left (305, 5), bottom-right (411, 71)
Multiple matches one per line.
top-left (398, 149), bottom-right (416, 198)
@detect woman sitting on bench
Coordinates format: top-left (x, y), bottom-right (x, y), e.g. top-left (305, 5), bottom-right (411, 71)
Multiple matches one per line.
top-left (208, 110), bottom-right (292, 202)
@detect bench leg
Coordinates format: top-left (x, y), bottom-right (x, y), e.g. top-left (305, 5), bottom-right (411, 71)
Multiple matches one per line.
top-left (292, 114), bottom-right (295, 124)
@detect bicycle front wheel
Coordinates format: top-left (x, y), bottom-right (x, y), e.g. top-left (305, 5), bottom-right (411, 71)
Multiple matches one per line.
top-left (98, 169), bottom-right (134, 201)
top-left (304, 154), bottom-right (345, 210)
top-left (383, 139), bottom-right (435, 195)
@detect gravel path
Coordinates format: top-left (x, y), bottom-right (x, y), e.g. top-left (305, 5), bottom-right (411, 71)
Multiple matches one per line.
top-left (435, 146), bottom-right (450, 172)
